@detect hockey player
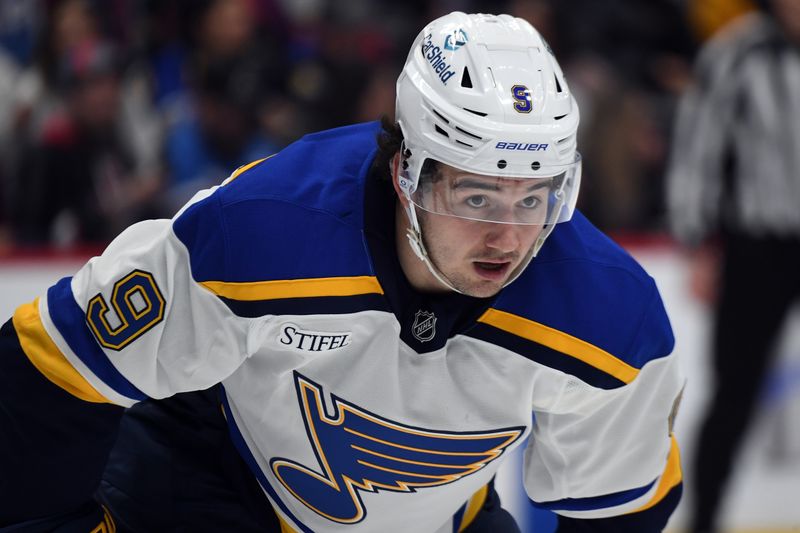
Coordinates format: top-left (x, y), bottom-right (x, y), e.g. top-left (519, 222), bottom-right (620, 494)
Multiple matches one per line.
top-left (0, 12), bottom-right (683, 532)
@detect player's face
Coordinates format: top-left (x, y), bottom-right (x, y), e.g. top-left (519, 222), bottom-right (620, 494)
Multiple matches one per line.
top-left (416, 165), bottom-right (546, 297)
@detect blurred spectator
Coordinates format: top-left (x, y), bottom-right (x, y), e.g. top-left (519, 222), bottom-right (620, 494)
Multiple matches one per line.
top-left (10, 38), bottom-right (161, 246)
top-left (353, 65), bottom-right (397, 124)
top-left (133, 0), bottom-right (196, 110)
top-left (687, 0), bottom-right (756, 42)
top-left (1, 0), bottom-right (92, 249)
top-left (163, 55), bottom-right (282, 213)
top-left (13, 0), bottom-right (100, 144)
top-left (0, 0), bottom-right (704, 248)
top-left (161, 0), bottom-right (286, 213)
top-left (516, 0), bottom-right (695, 233)
top-left (0, 0), bottom-right (161, 244)
top-left (0, 47), bottom-right (21, 252)
top-left (277, 0), bottom-right (399, 132)
top-left (0, 0), bottom-right (41, 66)
top-left (666, 1), bottom-right (800, 531)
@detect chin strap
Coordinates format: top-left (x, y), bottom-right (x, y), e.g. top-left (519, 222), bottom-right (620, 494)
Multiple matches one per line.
top-left (392, 152), bottom-right (464, 294)
top-left (403, 201), bottom-right (464, 294)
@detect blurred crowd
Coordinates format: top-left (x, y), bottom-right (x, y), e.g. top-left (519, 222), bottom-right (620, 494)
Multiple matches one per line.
top-left (0, 0), bottom-right (754, 250)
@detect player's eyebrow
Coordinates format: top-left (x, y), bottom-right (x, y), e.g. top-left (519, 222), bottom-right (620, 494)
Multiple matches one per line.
top-left (451, 177), bottom-right (552, 192)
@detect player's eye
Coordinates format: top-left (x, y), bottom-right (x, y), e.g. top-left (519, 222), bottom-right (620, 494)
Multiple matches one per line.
top-left (519, 196), bottom-right (541, 209)
top-left (466, 195), bottom-right (488, 208)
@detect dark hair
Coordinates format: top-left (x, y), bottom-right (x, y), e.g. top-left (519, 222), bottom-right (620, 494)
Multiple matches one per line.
top-left (373, 115), bottom-right (404, 181)
top-left (373, 115), bottom-right (444, 186)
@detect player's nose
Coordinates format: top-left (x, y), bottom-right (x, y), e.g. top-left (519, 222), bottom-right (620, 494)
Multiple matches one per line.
top-left (484, 222), bottom-right (521, 253)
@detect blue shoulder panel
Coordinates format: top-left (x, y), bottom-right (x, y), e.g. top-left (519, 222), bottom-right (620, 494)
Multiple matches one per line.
top-left (490, 212), bottom-right (674, 373)
top-left (173, 122), bottom-right (382, 285)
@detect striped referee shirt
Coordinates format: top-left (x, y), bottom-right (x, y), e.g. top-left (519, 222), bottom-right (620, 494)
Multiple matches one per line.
top-left (667, 13), bottom-right (800, 245)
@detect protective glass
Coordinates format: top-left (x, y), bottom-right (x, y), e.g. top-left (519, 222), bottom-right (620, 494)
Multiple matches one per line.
top-left (406, 156), bottom-right (582, 226)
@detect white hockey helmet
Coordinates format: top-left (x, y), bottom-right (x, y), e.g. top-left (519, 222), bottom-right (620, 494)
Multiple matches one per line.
top-left (394, 12), bottom-right (582, 291)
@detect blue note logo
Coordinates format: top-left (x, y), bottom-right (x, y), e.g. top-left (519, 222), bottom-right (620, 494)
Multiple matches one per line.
top-left (270, 372), bottom-right (524, 524)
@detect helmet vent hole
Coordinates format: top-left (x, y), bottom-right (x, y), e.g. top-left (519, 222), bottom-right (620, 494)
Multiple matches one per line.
top-left (554, 114), bottom-right (567, 121)
top-left (463, 108), bottom-right (487, 117)
top-left (531, 161), bottom-right (541, 171)
top-left (461, 67), bottom-right (473, 88)
top-left (432, 108), bottom-right (450, 124)
top-left (497, 160), bottom-right (507, 169)
top-left (554, 74), bottom-right (563, 93)
top-left (455, 126), bottom-right (482, 140)
top-left (456, 140), bottom-right (473, 148)
top-left (435, 124), bottom-right (449, 138)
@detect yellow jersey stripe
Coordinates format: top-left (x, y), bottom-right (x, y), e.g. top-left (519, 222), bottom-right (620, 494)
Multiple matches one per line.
top-left (459, 483), bottom-right (489, 531)
top-left (12, 299), bottom-right (110, 404)
top-left (200, 276), bottom-right (384, 301)
top-left (89, 506), bottom-right (116, 533)
top-left (104, 507), bottom-right (117, 533)
top-left (477, 308), bottom-right (639, 384)
top-left (629, 435), bottom-right (682, 513)
top-left (224, 157), bottom-right (269, 184)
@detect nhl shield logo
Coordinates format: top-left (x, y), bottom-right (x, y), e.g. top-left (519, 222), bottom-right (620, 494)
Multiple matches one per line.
top-left (412, 310), bottom-right (437, 342)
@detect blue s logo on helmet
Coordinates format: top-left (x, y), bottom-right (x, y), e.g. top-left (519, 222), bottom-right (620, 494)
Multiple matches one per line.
top-left (511, 85), bottom-right (533, 113)
top-left (444, 29), bottom-right (468, 51)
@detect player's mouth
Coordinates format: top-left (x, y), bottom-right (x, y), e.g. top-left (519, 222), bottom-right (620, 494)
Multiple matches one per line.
top-left (473, 260), bottom-right (512, 280)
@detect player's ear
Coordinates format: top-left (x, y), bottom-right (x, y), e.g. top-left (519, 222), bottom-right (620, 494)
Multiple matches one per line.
top-left (390, 152), bottom-right (409, 207)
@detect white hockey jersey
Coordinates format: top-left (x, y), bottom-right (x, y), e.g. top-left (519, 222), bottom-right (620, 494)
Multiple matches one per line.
top-left (14, 122), bottom-right (684, 532)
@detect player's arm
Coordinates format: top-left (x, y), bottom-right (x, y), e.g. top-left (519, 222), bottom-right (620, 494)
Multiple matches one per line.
top-left (0, 316), bottom-right (124, 526)
top-left (526, 285), bottom-right (684, 532)
top-left (0, 185), bottom-right (257, 525)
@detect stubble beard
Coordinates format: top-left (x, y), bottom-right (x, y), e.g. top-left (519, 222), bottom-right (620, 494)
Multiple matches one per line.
top-left (419, 220), bottom-right (514, 298)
